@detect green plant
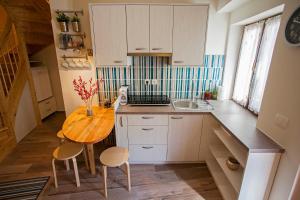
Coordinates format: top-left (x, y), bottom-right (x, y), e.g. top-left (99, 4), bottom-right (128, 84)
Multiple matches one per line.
top-left (56, 12), bottom-right (70, 23)
top-left (71, 15), bottom-right (80, 22)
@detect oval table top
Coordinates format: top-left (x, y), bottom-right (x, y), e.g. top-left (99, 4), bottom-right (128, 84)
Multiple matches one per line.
top-left (62, 106), bottom-right (115, 144)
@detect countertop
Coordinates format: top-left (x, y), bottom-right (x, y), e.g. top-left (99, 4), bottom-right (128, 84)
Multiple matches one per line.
top-left (116, 100), bottom-right (284, 153)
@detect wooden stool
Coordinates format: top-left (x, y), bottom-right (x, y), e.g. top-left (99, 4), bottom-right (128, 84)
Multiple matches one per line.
top-left (56, 130), bottom-right (65, 142)
top-left (100, 147), bottom-right (131, 198)
top-left (52, 141), bottom-right (83, 188)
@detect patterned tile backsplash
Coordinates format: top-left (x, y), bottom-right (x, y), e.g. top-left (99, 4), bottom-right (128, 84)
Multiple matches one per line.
top-left (96, 55), bottom-right (224, 102)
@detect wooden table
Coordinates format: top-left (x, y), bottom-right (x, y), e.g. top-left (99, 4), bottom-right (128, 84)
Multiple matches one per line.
top-left (62, 106), bottom-right (115, 175)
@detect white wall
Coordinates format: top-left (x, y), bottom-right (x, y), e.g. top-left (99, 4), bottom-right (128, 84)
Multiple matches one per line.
top-left (256, 0), bottom-right (300, 199)
top-left (14, 82), bottom-right (37, 142)
top-left (32, 44), bottom-right (65, 111)
top-left (50, 0), bottom-right (97, 116)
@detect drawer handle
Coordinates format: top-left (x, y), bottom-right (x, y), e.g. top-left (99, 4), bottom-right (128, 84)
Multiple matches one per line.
top-left (135, 48), bottom-right (146, 50)
top-left (174, 61), bottom-right (184, 64)
top-left (142, 146), bottom-right (153, 149)
top-left (142, 128), bottom-right (154, 131)
top-left (152, 48), bottom-right (162, 50)
top-left (45, 101), bottom-right (50, 105)
top-left (171, 116), bottom-right (183, 120)
top-left (142, 116), bottom-right (154, 119)
top-left (114, 60), bottom-right (123, 64)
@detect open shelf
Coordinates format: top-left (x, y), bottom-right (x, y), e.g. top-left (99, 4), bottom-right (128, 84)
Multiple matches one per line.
top-left (213, 128), bottom-right (248, 167)
top-left (209, 144), bottom-right (244, 192)
top-left (206, 152), bottom-right (238, 200)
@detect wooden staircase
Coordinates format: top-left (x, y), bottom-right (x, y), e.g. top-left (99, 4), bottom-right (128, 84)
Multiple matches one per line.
top-left (0, 21), bottom-right (42, 162)
top-left (0, 0), bottom-right (52, 161)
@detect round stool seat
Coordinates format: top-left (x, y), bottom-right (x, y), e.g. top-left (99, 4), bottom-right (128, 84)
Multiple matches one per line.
top-left (53, 141), bottom-right (83, 160)
top-left (100, 147), bottom-right (129, 167)
top-left (57, 130), bottom-right (65, 139)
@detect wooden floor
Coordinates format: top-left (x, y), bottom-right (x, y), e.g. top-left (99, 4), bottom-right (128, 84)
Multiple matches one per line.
top-left (0, 112), bottom-right (223, 200)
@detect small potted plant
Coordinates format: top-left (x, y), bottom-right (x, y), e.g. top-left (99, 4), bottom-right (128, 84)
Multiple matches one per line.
top-left (56, 12), bottom-right (70, 32)
top-left (71, 14), bottom-right (81, 32)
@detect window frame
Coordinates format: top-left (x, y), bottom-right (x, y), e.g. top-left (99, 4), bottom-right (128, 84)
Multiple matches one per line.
top-left (232, 14), bottom-right (282, 116)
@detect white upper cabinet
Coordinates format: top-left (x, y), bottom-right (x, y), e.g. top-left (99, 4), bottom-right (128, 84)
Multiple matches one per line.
top-left (172, 6), bottom-right (208, 66)
top-left (150, 5), bottom-right (173, 53)
top-left (126, 5), bottom-right (150, 53)
top-left (91, 5), bottom-right (127, 65)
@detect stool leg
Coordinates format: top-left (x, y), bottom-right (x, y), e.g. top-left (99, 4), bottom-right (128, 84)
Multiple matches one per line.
top-left (65, 160), bottom-right (70, 171)
top-left (52, 158), bottom-right (58, 188)
top-left (103, 165), bottom-right (108, 198)
top-left (83, 146), bottom-right (89, 170)
top-left (72, 157), bottom-right (80, 187)
top-left (125, 161), bottom-right (131, 191)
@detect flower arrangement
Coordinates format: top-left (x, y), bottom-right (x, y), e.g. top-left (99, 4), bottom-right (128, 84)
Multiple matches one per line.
top-left (73, 76), bottom-right (98, 116)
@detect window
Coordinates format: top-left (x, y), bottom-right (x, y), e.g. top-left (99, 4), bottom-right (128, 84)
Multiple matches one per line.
top-left (232, 15), bottom-right (281, 114)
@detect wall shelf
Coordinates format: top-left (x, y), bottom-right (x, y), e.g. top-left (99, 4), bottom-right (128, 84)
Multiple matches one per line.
top-left (55, 9), bottom-right (83, 15)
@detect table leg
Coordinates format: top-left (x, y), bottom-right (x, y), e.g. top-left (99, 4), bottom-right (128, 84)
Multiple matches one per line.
top-left (86, 144), bottom-right (96, 175)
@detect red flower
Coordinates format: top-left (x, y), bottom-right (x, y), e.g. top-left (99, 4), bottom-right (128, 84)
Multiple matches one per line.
top-left (73, 76), bottom-right (98, 103)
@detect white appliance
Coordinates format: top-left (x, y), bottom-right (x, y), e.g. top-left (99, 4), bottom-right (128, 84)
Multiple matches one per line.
top-left (119, 86), bottom-right (128, 105)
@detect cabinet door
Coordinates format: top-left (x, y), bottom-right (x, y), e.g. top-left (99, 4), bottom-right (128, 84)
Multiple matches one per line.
top-left (168, 115), bottom-right (203, 161)
top-left (31, 67), bottom-right (52, 102)
top-left (172, 6), bottom-right (208, 66)
top-left (126, 5), bottom-right (149, 53)
top-left (91, 5), bottom-right (127, 65)
top-left (115, 115), bottom-right (128, 148)
top-left (150, 5), bottom-right (173, 53)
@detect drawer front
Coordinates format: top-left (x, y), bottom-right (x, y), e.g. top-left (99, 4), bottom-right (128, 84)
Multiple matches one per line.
top-left (128, 126), bottom-right (168, 144)
top-left (39, 97), bottom-right (56, 119)
top-left (127, 115), bottom-right (168, 126)
top-left (129, 144), bottom-right (167, 162)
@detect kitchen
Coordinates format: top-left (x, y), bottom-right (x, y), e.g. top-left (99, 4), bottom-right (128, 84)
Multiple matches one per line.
top-left (0, 0), bottom-right (299, 200)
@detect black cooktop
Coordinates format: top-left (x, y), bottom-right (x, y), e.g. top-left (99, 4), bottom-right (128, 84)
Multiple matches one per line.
top-left (127, 95), bottom-right (170, 105)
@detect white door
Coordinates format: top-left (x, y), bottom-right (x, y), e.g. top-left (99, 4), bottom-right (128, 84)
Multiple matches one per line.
top-left (115, 115), bottom-right (128, 148)
top-left (168, 115), bottom-right (203, 161)
top-left (126, 5), bottom-right (149, 53)
top-left (172, 6), bottom-right (208, 66)
top-left (91, 5), bottom-right (127, 65)
top-left (150, 5), bottom-right (173, 53)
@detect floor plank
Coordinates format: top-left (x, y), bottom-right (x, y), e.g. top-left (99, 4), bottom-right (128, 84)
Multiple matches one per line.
top-left (0, 112), bottom-right (223, 200)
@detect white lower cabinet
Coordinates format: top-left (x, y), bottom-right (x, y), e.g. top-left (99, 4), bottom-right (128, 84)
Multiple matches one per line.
top-left (128, 125), bottom-right (168, 145)
top-left (115, 115), bottom-right (128, 148)
top-left (129, 145), bottom-right (167, 162)
top-left (38, 97), bottom-right (56, 119)
top-left (116, 114), bottom-right (204, 163)
top-left (167, 115), bottom-right (203, 162)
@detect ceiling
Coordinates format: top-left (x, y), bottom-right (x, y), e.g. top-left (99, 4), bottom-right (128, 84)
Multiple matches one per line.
top-left (0, 0), bottom-right (53, 55)
top-left (217, 0), bottom-right (252, 13)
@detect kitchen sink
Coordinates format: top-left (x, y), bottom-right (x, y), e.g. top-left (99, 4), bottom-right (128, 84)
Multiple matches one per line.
top-left (172, 99), bottom-right (213, 111)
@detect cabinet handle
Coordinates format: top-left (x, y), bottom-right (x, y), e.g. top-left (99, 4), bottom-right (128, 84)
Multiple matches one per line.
top-left (152, 48), bottom-right (162, 50)
top-left (119, 116), bottom-right (123, 127)
top-left (171, 116), bottom-right (183, 120)
top-left (142, 116), bottom-right (154, 119)
top-left (114, 60), bottom-right (123, 64)
top-left (142, 146), bottom-right (153, 149)
top-left (135, 48), bottom-right (146, 50)
top-left (174, 61), bottom-right (184, 64)
top-left (142, 128), bottom-right (154, 131)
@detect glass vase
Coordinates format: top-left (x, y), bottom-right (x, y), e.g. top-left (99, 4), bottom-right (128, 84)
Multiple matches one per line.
top-left (86, 99), bottom-right (93, 116)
